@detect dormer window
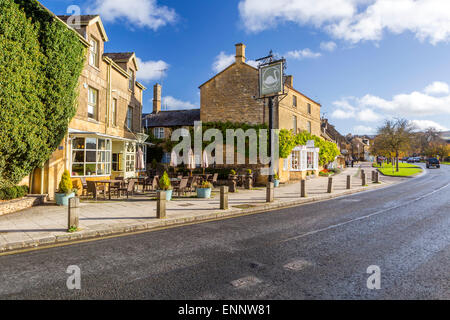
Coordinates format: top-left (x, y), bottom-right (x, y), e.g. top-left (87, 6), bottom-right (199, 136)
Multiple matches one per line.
top-left (89, 37), bottom-right (99, 68)
top-left (129, 69), bottom-right (135, 91)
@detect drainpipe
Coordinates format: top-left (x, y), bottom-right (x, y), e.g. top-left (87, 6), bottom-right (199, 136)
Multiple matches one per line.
top-left (106, 62), bottom-right (111, 133)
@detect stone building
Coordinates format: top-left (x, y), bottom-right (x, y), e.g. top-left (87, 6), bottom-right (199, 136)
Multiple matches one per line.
top-left (199, 43), bottom-right (323, 181)
top-left (29, 13), bottom-right (148, 199)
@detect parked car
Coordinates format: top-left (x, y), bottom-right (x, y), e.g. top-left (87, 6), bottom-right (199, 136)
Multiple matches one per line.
top-left (426, 158), bottom-right (440, 169)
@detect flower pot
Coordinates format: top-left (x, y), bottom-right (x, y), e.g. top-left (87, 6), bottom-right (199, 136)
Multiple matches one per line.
top-left (274, 179), bottom-right (280, 187)
top-left (164, 189), bottom-right (173, 201)
top-left (197, 188), bottom-right (212, 199)
top-left (55, 192), bottom-right (75, 206)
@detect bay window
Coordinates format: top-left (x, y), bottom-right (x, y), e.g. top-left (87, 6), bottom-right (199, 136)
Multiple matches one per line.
top-left (71, 137), bottom-right (111, 177)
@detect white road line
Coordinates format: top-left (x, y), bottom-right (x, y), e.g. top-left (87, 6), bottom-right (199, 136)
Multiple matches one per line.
top-left (230, 276), bottom-right (262, 288)
top-left (281, 182), bottom-right (450, 243)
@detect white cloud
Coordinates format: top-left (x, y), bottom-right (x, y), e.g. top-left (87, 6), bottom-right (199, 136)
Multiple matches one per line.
top-left (424, 81), bottom-right (449, 95)
top-left (353, 125), bottom-right (376, 134)
top-left (320, 41), bottom-right (337, 51)
top-left (162, 96), bottom-right (198, 111)
top-left (286, 48), bottom-right (321, 60)
top-left (239, 0), bottom-right (450, 44)
top-left (410, 120), bottom-right (448, 131)
top-left (88, 0), bottom-right (177, 30)
top-left (212, 52), bottom-right (259, 73)
top-left (212, 52), bottom-right (235, 73)
top-left (136, 58), bottom-right (169, 82)
top-left (332, 82), bottom-right (450, 119)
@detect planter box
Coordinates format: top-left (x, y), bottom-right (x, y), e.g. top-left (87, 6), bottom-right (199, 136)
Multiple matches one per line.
top-left (55, 192), bottom-right (75, 206)
top-left (274, 180), bottom-right (280, 187)
top-left (197, 188), bottom-right (212, 199)
top-left (160, 189), bottom-right (173, 201)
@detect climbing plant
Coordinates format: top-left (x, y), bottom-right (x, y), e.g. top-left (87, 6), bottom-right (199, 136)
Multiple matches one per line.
top-left (0, 0), bottom-right (85, 188)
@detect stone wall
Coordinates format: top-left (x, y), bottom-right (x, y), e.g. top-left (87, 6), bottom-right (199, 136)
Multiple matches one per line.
top-left (0, 195), bottom-right (46, 217)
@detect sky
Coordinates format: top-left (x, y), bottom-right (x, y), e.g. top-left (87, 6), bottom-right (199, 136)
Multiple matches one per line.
top-left (39, 0), bottom-right (450, 135)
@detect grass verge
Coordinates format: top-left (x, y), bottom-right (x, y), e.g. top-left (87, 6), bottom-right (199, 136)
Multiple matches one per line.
top-left (373, 162), bottom-right (422, 177)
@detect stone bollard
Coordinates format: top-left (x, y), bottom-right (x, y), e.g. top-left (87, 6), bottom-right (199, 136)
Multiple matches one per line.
top-left (327, 177), bottom-right (333, 193)
top-left (156, 191), bottom-right (166, 219)
top-left (220, 186), bottom-right (229, 210)
top-left (362, 172), bottom-right (366, 186)
top-left (346, 175), bottom-right (351, 189)
top-left (371, 171), bottom-right (375, 182)
top-left (68, 197), bottom-right (80, 230)
top-left (375, 171), bottom-right (380, 183)
top-left (361, 169), bottom-right (365, 178)
top-left (300, 179), bottom-right (307, 198)
top-left (266, 182), bottom-right (274, 203)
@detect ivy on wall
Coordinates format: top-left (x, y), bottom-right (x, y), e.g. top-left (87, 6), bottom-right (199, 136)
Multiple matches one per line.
top-left (278, 129), bottom-right (341, 166)
top-left (0, 0), bottom-right (85, 188)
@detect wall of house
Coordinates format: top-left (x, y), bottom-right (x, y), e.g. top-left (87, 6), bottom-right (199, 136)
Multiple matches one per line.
top-left (200, 63), bottom-right (267, 125)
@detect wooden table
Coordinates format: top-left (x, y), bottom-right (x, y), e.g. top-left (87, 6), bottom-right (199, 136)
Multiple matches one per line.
top-left (95, 180), bottom-right (123, 200)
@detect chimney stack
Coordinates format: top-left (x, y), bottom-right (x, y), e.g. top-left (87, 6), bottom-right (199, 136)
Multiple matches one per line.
top-left (153, 83), bottom-right (161, 113)
top-left (285, 75), bottom-right (293, 88)
top-left (235, 43), bottom-right (246, 64)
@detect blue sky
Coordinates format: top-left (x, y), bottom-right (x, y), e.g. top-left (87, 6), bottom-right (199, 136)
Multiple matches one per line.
top-left (40, 0), bottom-right (450, 135)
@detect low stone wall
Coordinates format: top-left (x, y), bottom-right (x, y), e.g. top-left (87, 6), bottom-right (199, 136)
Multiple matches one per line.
top-left (0, 195), bottom-right (46, 216)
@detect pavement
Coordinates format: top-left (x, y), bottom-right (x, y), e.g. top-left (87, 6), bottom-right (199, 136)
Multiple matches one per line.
top-left (0, 163), bottom-right (448, 299)
top-left (0, 163), bottom-right (408, 253)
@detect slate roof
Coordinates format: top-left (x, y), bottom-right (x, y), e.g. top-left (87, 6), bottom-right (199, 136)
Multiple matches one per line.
top-left (103, 52), bottom-right (135, 62)
top-left (142, 110), bottom-right (201, 128)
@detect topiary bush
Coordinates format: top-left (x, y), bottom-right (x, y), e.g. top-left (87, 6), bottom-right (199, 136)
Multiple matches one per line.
top-left (158, 171), bottom-right (172, 191)
top-left (0, 0), bottom-right (85, 189)
top-left (0, 185), bottom-right (28, 200)
top-left (58, 170), bottom-right (73, 194)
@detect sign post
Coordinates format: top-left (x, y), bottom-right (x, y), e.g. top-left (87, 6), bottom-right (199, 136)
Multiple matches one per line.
top-left (256, 53), bottom-right (286, 183)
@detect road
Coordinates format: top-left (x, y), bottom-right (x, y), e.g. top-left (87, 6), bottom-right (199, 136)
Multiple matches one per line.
top-left (0, 164), bottom-right (449, 299)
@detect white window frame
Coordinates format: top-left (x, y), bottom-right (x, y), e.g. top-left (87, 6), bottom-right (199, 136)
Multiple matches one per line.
top-left (89, 37), bottom-right (99, 68)
top-left (154, 127), bottom-right (165, 139)
top-left (111, 98), bottom-right (117, 127)
top-left (88, 87), bottom-right (98, 120)
top-left (128, 69), bottom-right (134, 91)
top-left (307, 121), bottom-right (312, 134)
top-left (125, 143), bottom-right (136, 173)
top-left (71, 137), bottom-right (111, 177)
top-left (293, 115), bottom-right (297, 133)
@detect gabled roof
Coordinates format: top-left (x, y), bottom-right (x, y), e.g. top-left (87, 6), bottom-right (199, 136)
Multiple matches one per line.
top-left (199, 62), bottom-right (258, 88)
top-left (142, 110), bottom-right (200, 128)
top-left (57, 14), bottom-right (108, 41)
top-left (104, 52), bottom-right (139, 71)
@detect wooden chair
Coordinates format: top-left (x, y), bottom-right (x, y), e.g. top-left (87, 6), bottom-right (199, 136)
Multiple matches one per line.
top-left (118, 179), bottom-right (135, 199)
top-left (80, 177), bottom-right (88, 196)
top-left (208, 173), bottom-right (218, 187)
top-left (186, 175), bottom-right (197, 193)
top-left (86, 181), bottom-right (106, 200)
top-left (174, 178), bottom-right (189, 197)
top-left (109, 179), bottom-right (124, 197)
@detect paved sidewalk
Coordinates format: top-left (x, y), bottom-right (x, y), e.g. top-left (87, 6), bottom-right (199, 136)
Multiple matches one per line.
top-left (0, 164), bottom-right (407, 253)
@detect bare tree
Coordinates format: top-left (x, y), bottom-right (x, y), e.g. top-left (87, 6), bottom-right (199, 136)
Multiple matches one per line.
top-left (375, 119), bottom-right (414, 172)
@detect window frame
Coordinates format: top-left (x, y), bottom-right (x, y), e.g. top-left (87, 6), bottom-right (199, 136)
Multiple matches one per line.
top-left (307, 121), bottom-right (312, 134)
top-left (153, 127), bottom-right (165, 139)
top-left (71, 137), bottom-right (111, 177)
top-left (89, 37), bottom-right (99, 68)
top-left (111, 98), bottom-right (117, 127)
top-left (307, 103), bottom-right (312, 114)
top-left (88, 87), bottom-right (98, 120)
top-left (293, 95), bottom-right (297, 108)
top-left (292, 115), bottom-right (297, 133)
top-left (128, 69), bottom-right (135, 91)
top-left (127, 106), bottom-right (133, 130)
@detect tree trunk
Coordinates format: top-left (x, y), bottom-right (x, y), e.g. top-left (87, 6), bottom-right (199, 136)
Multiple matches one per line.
top-left (396, 151), bottom-right (399, 172)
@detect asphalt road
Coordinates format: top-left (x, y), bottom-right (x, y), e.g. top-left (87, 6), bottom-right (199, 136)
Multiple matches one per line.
top-left (0, 164), bottom-right (449, 300)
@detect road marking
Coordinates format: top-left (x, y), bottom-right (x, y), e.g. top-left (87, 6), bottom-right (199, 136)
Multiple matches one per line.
top-left (281, 182), bottom-right (450, 243)
top-left (283, 259), bottom-right (314, 271)
top-left (231, 276), bottom-right (262, 288)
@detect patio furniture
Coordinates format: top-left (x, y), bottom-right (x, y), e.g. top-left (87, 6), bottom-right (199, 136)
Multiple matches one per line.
top-left (80, 177), bottom-right (88, 196)
top-left (186, 176), bottom-right (197, 193)
top-left (174, 178), bottom-right (189, 196)
top-left (87, 181), bottom-right (106, 200)
top-left (95, 180), bottom-right (124, 200)
top-left (208, 173), bottom-right (218, 187)
top-left (109, 179), bottom-right (124, 197)
top-left (118, 179), bottom-right (135, 199)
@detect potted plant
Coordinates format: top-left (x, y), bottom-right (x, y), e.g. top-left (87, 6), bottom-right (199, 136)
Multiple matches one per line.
top-left (273, 172), bottom-right (280, 187)
top-left (306, 171), bottom-right (310, 180)
top-left (55, 170), bottom-right (76, 206)
top-left (158, 171), bottom-right (173, 201)
top-left (197, 181), bottom-right (212, 198)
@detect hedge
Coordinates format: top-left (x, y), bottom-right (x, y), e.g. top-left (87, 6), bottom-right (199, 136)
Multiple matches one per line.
top-left (0, 185), bottom-right (29, 200)
top-left (0, 0), bottom-right (85, 189)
